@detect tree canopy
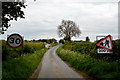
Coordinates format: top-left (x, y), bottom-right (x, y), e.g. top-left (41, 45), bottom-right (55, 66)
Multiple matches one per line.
top-left (1, 2), bottom-right (26, 34)
top-left (58, 20), bottom-right (81, 41)
top-left (85, 36), bottom-right (90, 42)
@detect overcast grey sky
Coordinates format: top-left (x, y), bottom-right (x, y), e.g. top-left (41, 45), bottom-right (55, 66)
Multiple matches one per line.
top-left (1, 0), bottom-right (119, 41)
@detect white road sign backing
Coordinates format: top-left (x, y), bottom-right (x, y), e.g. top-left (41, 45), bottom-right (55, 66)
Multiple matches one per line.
top-left (96, 35), bottom-right (112, 51)
top-left (97, 48), bottom-right (112, 54)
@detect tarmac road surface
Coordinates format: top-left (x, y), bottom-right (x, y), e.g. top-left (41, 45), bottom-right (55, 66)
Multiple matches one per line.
top-left (38, 44), bottom-right (84, 79)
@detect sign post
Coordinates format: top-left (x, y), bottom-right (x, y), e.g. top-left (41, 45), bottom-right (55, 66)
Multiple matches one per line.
top-left (96, 35), bottom-right (113, 54)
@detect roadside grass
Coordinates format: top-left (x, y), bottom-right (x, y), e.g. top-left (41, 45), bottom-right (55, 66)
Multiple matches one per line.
top-left (56, 46), bottom-right (120, 79)
top-left (61, 40), bottom-right (120, 63)
top-left (2, 48), bottom-right (48, 79)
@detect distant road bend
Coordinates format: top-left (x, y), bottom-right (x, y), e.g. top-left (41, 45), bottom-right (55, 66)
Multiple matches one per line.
top-left (38, 45), bottom-right (84, 79)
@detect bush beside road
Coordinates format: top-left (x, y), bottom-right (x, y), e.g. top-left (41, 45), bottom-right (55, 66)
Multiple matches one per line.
top-left (56, 40), bottom-right (120, 79)
top-left (2, 40), bottom-right (48, 79)
top-left (61, 39), bottom-right (120, 62)
top-left (2, 40), bottom-right (45, 60)
top-left (2, 48), bottom-right (48, 79)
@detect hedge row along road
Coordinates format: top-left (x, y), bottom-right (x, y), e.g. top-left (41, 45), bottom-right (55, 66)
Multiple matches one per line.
top-left (37, 44), bottom-right (87, 78)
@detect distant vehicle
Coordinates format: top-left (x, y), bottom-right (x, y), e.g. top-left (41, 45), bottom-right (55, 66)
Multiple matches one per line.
top-left (45, 44), bottom-right (52, 49)
top-left (48, 46), bottom-right (52, 49)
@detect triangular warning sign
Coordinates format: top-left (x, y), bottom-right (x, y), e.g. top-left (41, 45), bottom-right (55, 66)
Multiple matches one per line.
top-left (96, 35), bottom-right (112, 51)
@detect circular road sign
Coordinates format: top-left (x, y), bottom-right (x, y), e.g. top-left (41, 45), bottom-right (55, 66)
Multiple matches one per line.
top-left (7, 33), bottom-right (23, 48)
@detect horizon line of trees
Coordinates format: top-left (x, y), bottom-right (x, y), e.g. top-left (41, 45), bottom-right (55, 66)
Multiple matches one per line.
top-left (25, 36), bottom-right (90, 43)
top-left (25, 38), bottom-right (57, 44)
top-left (1, 36), bottom-right (91, 44)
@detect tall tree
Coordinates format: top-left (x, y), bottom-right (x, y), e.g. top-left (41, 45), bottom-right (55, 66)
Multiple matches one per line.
top-left (85, 36), bottom-right (90, 42)
top-left (58, 20), bottom-right (81, 41)
top-left (59, 39), bottom-right (65, 44)
top-left (1, 2), bottom-right (26, 34)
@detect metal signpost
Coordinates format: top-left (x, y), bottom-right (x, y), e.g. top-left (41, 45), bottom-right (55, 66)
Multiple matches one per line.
top-left (96, 35), bottom-right (113, 54)
top-left (7, 33), bottom-right (23, 48)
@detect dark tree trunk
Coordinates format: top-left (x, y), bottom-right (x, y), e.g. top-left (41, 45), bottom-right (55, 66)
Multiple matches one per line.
top-left (64, 36), bottom-right (71, 41)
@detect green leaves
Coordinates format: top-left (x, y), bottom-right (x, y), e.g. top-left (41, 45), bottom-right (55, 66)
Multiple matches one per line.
top-left (56, 47), bottom-right (120, 79)
top-left (2, 2), bottom-right (26, 34)
top-left (60, 40), bottom-right (120, 63)
top-left (2, 48), bottom-right (47, 79)
top-left (2, 40), bottom-right (45, 60)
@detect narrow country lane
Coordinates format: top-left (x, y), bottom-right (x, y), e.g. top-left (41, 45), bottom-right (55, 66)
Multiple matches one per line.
top-left (38, 45), bottom-right (84, 79)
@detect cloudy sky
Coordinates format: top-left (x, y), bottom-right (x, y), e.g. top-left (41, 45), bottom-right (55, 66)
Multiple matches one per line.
top-left (1, 0), bottom-right (119, 41)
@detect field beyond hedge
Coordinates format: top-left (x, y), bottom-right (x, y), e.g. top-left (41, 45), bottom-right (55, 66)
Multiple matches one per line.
top-left (56, 39), bottom-right (120, 79)
top-left (2, 40), bottom-right (45, 60)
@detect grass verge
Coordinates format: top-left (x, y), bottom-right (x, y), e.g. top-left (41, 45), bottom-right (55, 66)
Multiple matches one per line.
top-left (56, 46), bottom-right (120, 79)
top-left (50, 43), bottom-right (59, 47)
top-left (2, 48), bottom-right (48, 80)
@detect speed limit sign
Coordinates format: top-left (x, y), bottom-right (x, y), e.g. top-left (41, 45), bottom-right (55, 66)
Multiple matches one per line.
top-left (7, 33), bottom-right (23, 48)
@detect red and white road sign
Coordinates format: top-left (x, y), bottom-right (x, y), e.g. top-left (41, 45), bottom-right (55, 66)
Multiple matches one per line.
top-left (96, 35), bottom-right (112, 51)
top-left (7, 33), bottom-right (23, 48)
